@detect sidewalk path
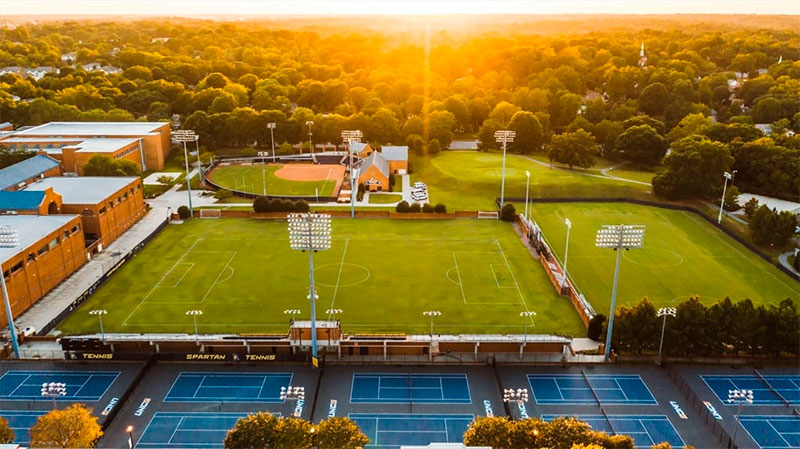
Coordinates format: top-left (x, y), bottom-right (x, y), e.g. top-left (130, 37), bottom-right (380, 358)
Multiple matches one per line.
top-left (778, 251), bottom-right (800, 277)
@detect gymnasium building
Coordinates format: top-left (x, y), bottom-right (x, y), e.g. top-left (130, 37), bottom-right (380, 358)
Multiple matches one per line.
top-left (0, 121), bottom-right (172, 174)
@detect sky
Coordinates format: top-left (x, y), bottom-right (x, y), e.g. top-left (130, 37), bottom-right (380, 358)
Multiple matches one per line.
top-left (2, 0), bottom-right (800, 16)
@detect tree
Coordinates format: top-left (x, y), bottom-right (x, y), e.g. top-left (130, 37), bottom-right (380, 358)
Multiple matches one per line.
top-left (638, 82), bottom-right (669, 116)
top-left (614, 125), bottom-right (668, 166)
top-left (652, 136), bottom-right (733, 200)
top-left (488, 101), bottom-right (520, 126)
top-left (509, 111), bottom-right (544, 153)
top-left (749, 205), bottom-right (797, 246)
top-left (462, 417), bottom-right (511, 449)
top-left (275, 418), bottom-right (313, 449)
top-left (478, 118), bottom-right (503, 151)
top-left (396, 200), bottom-right (409, 213)
top-left (427, 111), bottom-right (456, 148)
top-left (224, 412), bottom-right (279, 449)
top-left (587, 314), bottom-right (605, 341)
top-left (0, 416), bottom-right (13, 444)
top-left (547, 130), bottom-right (599, 169)
top-left (406, 134), bottom-right (424, 155)
top-left (28, 404), bottom-right (102, 449)
top-left (667, 113), bottom-right (712, 142)
top-left (723, 185), bottom-right (740, 211)
top-left (743, 197), bottom-right (759, 218)
top-left (156, 175), bottom-right (174, 186)
top-left (427, 139), bottom-right (442, 155)
top-left (177, 205), bottom-right (190, 219)
top-left (500, 203), bottom-right (516, 221)
top-left (82, 154), bottom-right (141, 176)
top-left (313, 417), bottom-right (369, 449)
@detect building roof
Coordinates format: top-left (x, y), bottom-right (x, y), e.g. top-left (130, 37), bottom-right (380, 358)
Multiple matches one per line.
top-left (23, 176), bottom-right (138, 204)
top-left (359, 151), bottom-right (389, 178)
top-left (381, 145), bottom-right (408, 161)
top-left (0, 190), bottom-right (45, 211)
top-left (0, 154), bottom-right (61, 190)
top-left (349, 142), bottom-right (368, 154)
top-left (0, 214), bottom-right (80, 265)
top-left (11, 122), bottom-right (168, 137)
top-left (63, 137), bottom-right (140, 153)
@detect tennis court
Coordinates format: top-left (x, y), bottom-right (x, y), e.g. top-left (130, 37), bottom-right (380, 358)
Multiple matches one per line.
top-left (164, 372), bottom-right (293, 403)
top-left (351, 373), bottom-right (471, 404)
top-left (350, 413), bottom-right (474, 449)
top-left (528, 374), bottom-right (657, 405)
top-left (701, 374), bottom-right (800, 406)
top-left (136, 411), bottom-right (281, 448)
top-left (542, 414), bottom-right (685, 448)
top-left (0, 410), bottom-right (46, 445)
top-left (738, 415), bottom-right (800, 449)
top-left (0, 370), bottom-right (120, 401)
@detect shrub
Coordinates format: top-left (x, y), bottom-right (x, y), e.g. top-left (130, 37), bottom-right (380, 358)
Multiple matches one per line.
top-left (427, 138), bottom-right (442, 154)
top-left (587, 314), bottom-right (606, 341)
top-left (396, 200), bottom-right (409, 213)
top-left (177, 205), bottom-right (190, 219)
top-left (434, 203), bottom-right (447, 213)
top-left (281, 199), bottom-right (295, 212)
top-left (214, 189), bottom-right (233, 200)
top-left (500, 203), bottom-right (516, 221)
top-left (269, 198), bottom-right (283, 211)
top-left (357, 183), bottom-right (365, 201)
top-left (241, 146), bottom-right (257, 156)
top-left (408, 203), bottom-right (421, 213)
top-left (278, 142), bottom-right (294, 155)
top-left (253, 195), bottom-right (271, 212)
top-left (422, 203), bottom-right (434, 213)
top-left (294, 200), bottom-right (310, 212)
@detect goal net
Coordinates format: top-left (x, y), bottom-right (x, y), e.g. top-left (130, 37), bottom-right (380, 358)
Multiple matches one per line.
top-left (477, 211), bottom-right (499, 220)
top-left (199, 209), bottom-right (222, 218)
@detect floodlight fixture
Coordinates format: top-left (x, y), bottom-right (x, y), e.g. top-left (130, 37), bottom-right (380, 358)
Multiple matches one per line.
top-left (728, 389), bottom-right (754, 446)
top-left (423, 310), bottom-right (442, 337)
top-left (90, 309), bottom-right (108, 342)
top-left (41, 382), bottom-right (67, 408)
top-left (186, 309), bottom-right (203, 342)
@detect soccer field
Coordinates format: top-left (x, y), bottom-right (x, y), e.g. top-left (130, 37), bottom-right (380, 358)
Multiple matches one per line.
top-left (529, 202), bottom-right (800, 314)
top-left (208, 163), bottom-right (341, 196)
top-left (58, 219), bottom-right (583, 336)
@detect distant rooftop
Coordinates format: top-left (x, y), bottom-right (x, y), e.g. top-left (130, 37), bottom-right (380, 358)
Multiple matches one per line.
top-left (349, 142), bottom-right (368, 153)
top-left (0, 190), bottom-right (45, 211)
top-left (381, 145), bottom-right (408, 161)
top-left (0, 154), bottom-right (61, 190)
top-left (23, 176), bottom-right (138, 204)
top-left (359, 151), bottom-right (389, 178)
top-left (11, 122), bottom-right (169, 137)
top-left (63, 138), bottom-right (140, 153)
top-left (0, 214), bottom-right (80, 265)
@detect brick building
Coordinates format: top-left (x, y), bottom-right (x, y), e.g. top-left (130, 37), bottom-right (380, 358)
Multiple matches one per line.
top-left (357, 152), bottom-right (390, 192)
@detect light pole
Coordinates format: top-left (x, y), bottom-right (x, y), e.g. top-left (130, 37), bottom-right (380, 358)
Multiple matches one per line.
top-left (0, 225), bottom-right (21, 358)
top-left (728, 389), bottom-right (753, 448)
top-left (258, 151), bottom-right (269, 196)
top-left (172, 130), bottom-right (197, 218)
top-left (495, 130), bottom-right (516, 207)
top-left (423, 310), bottom-right (441, 337)
top-left (503, 388), bottom-right (529, 420)
top-left (730, 169), bottom-right (738, 186)
top-left (524, 170), bottom-right (530, 219)
top-left (267, 122), bottom-right (277, 162)
top-left (305, 120), bottom-right (314, 155)
top-left (718, 171), bottom-right (733, 224)
top-left (186, 310), bottom-right (202, 343)
top-left (289, 213), bottom-right (332, 365)
top-left (562, 218), bottom-right (572, 290)
top-left (89, 309), bottom-right (108, 342)
top-left (520, 311), bottom-right (536, 343)
top-left (595, 224), bottom-right (645, 362)
top-left (656, 307), bottom-right (676, 363)
top-left (41, 382), bottom-right (66, 409)
top-left (126, 425), bottom-right (134, 449)
top-left (342, 130), bottom-right (363, 218)
top-left (280, 386), bottom-right (306, 417)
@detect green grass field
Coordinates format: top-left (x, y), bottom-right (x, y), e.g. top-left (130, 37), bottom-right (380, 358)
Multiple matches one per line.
top-left (529, 202), bottom-right (800, 314)
top-left (368, 193), bottom-right (402, 204)
top-left (58, 219), bottom-right (583, 336)
top-left (209, 164), bottom-right (337, 196)
top-left (411, 151), bottom-right (652, 210)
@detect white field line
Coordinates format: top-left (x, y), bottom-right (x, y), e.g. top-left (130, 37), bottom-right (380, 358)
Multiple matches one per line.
top-left (200, 252), bottom-right (237, 304)
top-left (161, 263), bottom-right (195, 288)
top-left (327, 238), bottom-right (350, 320)
top-left (496, 239), bottom-right (534, 323)
top-left (452, 251), bottom-right (467, 304)
top-left (490, 264), bottom-right (516, 289)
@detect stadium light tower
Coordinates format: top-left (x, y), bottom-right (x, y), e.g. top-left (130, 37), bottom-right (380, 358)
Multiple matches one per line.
top-left (89, 309), bottom-right (108, 342)
top-left (595, 224), bottom-right (645, 362)
top-left (280, 386), bottom-right (306, 417)
top-left (0, 225), bottom-right (21, 358)
top-left (423, 310), bottom-right (441, 337)
top-left (171, 129), bottom-right (198, 218)
top-left (728, 389), bottom-right (753, 447)
top-left (289, 213), bottom-right (332, 365)
top-left (718, 171), bottom-right (733, 224)
top-left (186, 310), bottom-right (202, 343)
top-left (562, 218), bottom-right (572, 290)
top-left (305, 120), bottom-right (314, 155)
top-left (503, 388), bottom-right (529, 420)
top-left (41, 382), bottom-right (66, 409)
top-left (656, 307), bottom-right (676, 363)
top-left (520, 311), bottom-right (536, 343)
top-left (341, 130), bottom-right (363, 218)
top-left (495, 130), bottom-right (516, 207)
top-left (267, 122), bottom-right (277, 162)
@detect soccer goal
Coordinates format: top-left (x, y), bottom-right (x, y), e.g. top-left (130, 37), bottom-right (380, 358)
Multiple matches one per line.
top-left (477, 211), bottom-right (499, 220)
top-left (199, 209), bottom-right (222, 218)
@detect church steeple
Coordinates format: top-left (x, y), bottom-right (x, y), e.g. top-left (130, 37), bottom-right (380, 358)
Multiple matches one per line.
top-left (640, 42), bottom-right (645, 57)
top-left (638, 42), bottom-right (647, 68)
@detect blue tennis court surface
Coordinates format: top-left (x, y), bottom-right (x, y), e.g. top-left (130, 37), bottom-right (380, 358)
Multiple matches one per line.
top-left (351, 373), bottom-right (471, 404)
top-left (137, 411), bottom-right (281, 448)
top-left (0, 370), bottom-right (120, 401)
top-left (528, 374), bottom-right (656, 405)
top-left (542, 414), bottom-right (685, 448)
top-left (350, 413), bottom-right (474, 449)
top-left (702, 375), bottom-right (800, 406)
top-left (164, 372), bottom-right (293, 403)
top-left (0, 410), bottom-right (46, 444)
top-left (738, 415), bottom-right (800, 449)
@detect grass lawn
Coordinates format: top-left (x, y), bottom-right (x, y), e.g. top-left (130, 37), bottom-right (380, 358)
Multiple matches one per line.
top-left (369, 193), bottom-right (402, 204)
top-left (57, 219), bottom-right (582, 336)
top-left (411, 152), bottom-right (652, 210)
top-left (209, 164), bottom-right (337, 196)
top-left (529, 202), bottom-right (800, 315)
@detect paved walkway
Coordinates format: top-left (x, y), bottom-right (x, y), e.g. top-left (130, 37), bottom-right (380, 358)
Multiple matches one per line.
top-left (778, 251), bottom-right (800, 276)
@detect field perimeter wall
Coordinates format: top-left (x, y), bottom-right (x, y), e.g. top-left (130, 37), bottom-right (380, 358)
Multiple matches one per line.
top-left (192, 210), bottom-right (482, 219)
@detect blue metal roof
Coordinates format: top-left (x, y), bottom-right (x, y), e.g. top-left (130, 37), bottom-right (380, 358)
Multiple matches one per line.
top-left (0, 154), bottom-right (61, 190)
top-left (0, 190), bottom-right (45, 211)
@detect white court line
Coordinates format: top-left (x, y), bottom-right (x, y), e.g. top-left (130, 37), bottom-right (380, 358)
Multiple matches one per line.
top-left (167, 417), bottom-right (184, 444)
top-left (327, 238), bottom-right (350, 320)
top-left (452, 252), bottom-right (467, 304)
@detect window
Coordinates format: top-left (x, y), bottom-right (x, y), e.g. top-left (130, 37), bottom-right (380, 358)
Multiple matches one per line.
top-left (122, 192), bottom-right (128, 200)
top-left (10, 261), bottom-right (23, 274)
top-left (72, 224), bottom-right (81, 233)
top-left (27, 253), bottom-right (35, 262)
top-left (48, 237), bottom-right (59, 249)
top-left (108, 201), bottom-right (114, 209)
top-left (64, 230), bottom-right (70, 239)
top-left (99, 207), bottom-right (106, 214)
top-left (37, 245), bottom-right (48, 256)
top-left (115, 197), bottom-right (120, 204)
